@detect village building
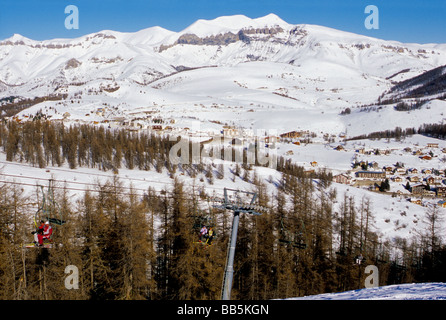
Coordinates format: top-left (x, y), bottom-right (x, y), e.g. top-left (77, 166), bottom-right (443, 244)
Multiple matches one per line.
top-left (355, 171), bottom-right (386, 179)
top-left (426, 176), bottom-right (435, 185)
top-left (425, 190), bottom-right (437, 197)
top-left (304, 169), bottom-right (315, 176)
top-left (223, 127), bottom-right (240, 137)
top-left (425, 175), bottom-right (442, 186)
top-left (95, 108), bottom-right (105, 116)
top-left (358, 161), bottom-right (368, 168)
top-left (411, 184), bottom-right (435, 197)
top-left (410, 184), bottom-right (426, 195)
top-left (436, 187), bottom-right (446, 198)
top-left (438, 200), bottom-right (446, 208)
top-left (370, 161), bottom-right (380, 170)
top-left (333, 173), bottom-right (352, 185)
top-left (264, 136), bottom-right (279, 144)
top-left (279, 130), bottom-right (302, 139)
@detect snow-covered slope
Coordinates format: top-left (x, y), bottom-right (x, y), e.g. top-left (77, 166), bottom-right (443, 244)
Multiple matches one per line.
top-left (288, 282), bottom-right (446, 300)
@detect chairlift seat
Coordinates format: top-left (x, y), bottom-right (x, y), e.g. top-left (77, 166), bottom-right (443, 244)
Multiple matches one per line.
top-left (47, 217), bottom-right (66, 226)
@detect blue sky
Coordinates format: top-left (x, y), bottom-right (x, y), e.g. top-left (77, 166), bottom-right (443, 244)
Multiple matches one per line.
top-left (0, 0), bottom-right (445, 43)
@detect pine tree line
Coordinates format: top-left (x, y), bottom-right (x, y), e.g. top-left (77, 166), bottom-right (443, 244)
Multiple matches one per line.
top-left (347, 122), bottom-right (446, 143)
top-left (1, 120), bottom-right (176, 172)
top-left (0, 119), bottom-right (332, 183)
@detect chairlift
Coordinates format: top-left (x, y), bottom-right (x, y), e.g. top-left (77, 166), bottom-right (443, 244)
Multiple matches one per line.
top-left (354, 254), bottom-right (366, 265)
top-left (24, 180), bottom-right (64, 249)
top-left (391, 261), bottom-right (407, 271)
top-left (278, 216), bottom-right (307, 249)
top-left (192, 198), bottom-right (217, 246)
top-left (192, 213), bottom-right (214, 231)
top-left (350, 243), bottom-right (368, 265)
top-left (34, 180), bottom-right (66, 227)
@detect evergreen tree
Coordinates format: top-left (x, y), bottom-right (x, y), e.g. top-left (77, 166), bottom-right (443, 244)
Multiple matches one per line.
top-left (120, 185), bottom-right (154, 299)
top-left (5, 120), bottom-right (20, 162)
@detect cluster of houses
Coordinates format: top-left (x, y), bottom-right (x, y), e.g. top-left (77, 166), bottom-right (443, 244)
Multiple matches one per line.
top-left (334, 142), bottom-right (446, 158)
top-left (328, 140), bottom-right (446, 206)
top-left (67, 107), bottom-right (179, 133)
top-left (333, 161), bottom-right (446, 207)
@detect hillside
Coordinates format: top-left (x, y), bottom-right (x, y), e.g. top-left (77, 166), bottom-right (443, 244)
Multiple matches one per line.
top-left (382, 64), bottom-right (446, 102)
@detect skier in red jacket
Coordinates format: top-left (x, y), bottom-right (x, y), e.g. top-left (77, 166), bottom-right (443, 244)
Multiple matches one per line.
top-left (32, 220), bottom-right (45, 246)
top-left (43, 221), bottom-right (53, 241)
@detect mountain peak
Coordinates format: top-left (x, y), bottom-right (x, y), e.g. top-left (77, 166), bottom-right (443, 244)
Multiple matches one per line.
top-left (178, 15), bottom-right (251, 37)
top-left (177, 13), bottom-right (289, 38)
top-left (253, 13), bottom-right (288, 26)
top-left (2, 33), bottom-right (32, 44)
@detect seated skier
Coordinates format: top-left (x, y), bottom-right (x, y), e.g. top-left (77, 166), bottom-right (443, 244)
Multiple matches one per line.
top-left (199, 225), bottom-right (208, 242)
top-left (43, 221), bottom-right (53, 242)
top-left (206, 227), bottom-right (215, 245)
top-left (31, 220), bottom-right (45, 246)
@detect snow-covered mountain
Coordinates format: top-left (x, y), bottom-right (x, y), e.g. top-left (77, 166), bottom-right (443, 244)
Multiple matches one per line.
top-left (1, 13), bottom-right (446, 104)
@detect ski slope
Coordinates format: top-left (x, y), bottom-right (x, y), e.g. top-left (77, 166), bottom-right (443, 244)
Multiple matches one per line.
top-left (288, 282), bottom-right (446, 300)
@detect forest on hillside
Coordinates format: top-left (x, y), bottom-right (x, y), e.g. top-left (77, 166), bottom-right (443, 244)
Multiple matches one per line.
top-left (0, 120), bottom-right (445, 300)
top-left (348, 122), bottom-right (446, 142)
